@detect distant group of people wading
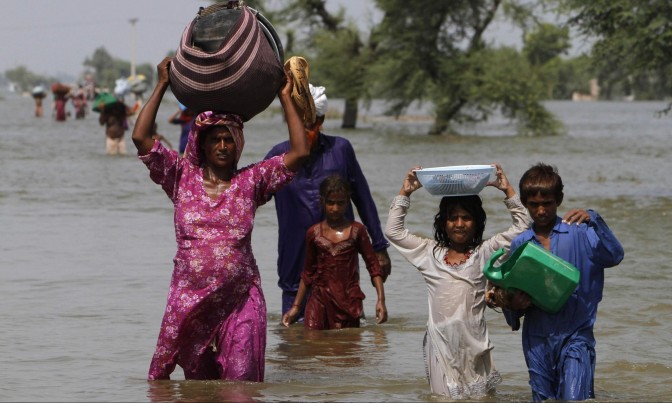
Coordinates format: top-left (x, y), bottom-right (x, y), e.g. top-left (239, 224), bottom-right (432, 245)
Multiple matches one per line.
top-left (30, 76), bottom-right (179, 156)
top-left (31, 82), bottom-right (91, 121)
top-left (129, 53), bottom-right (623, 402)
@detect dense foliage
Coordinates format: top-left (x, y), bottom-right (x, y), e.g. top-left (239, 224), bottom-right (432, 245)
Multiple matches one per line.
top-left (553, 0), bottom-right (672, 102)
top-left (83, 47), bottom-right (154, 91)
top-left (3, 66), bottom-right (51, 93)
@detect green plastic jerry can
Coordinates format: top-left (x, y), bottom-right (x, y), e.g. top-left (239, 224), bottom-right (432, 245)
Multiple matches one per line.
top-left (483, 241), bottom-right (580, 313)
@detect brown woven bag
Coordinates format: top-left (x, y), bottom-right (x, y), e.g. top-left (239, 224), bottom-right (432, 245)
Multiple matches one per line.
top-left (169, 2), bottom-right (284, 121)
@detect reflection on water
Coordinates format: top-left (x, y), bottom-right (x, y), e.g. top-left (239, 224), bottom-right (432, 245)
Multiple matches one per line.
top-left (269, 324), bottom-right (388, 371)
top-left (1, 95), bottom-right (671, 401)
top-left (147, 379), bottom-right (264, 402)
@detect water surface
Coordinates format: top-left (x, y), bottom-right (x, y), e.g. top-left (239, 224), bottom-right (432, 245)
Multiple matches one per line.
top-left (1, 96), bottom-right (670, 401)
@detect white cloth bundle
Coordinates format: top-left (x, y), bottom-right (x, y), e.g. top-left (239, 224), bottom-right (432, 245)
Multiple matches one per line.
top-left (309, 84), bottom-right (328, 117)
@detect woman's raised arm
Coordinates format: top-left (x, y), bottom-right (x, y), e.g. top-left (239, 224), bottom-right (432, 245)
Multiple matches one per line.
top-left (132, 57), bottom-right (172, 155)
top-left (278, 70), bottom-right (309, 171)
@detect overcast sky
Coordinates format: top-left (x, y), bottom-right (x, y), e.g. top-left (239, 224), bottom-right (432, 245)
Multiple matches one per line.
top-left (0, 0), bottom-right (528, 80)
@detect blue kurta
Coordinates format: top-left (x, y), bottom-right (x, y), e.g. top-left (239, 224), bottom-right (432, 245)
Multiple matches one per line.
top-left (503, 210), bottom-right (624, 401)
top-left (265, 132), bottom-right (389, 296)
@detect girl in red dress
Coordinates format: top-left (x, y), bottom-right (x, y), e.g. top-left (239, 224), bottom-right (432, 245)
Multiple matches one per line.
top-left (282, 174), bottom-right (388, 330)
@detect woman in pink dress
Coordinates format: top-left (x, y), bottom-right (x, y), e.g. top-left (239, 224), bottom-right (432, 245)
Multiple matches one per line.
top-left (131, 57), bottom-right (309, 381)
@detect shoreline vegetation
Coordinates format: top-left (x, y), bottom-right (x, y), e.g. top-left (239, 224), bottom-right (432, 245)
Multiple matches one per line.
top-left (4, 88), bottom-right (668, 138)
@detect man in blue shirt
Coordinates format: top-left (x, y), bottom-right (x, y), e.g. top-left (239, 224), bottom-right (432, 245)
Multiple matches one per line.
top-left (496, 163), bottom-right (624, 401)
top-left (265, 84), bottom-right (391, 317)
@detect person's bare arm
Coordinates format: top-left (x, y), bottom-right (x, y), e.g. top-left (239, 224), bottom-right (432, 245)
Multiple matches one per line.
top-left (399, 166), bottom-right (423, 197)
top-left (372, 276), bottom-right (388, 324)
top-left (282, 279), bottom-right (309, 327)
top-left (376, 249), bottom-right (392, 282)
top-left (132, 57), bottom-right (171, 155)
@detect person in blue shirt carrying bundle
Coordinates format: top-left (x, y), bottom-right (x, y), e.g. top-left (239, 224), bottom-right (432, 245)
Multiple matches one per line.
top-left (487, 162), bottom-right (624, 402)
top-left (265, 84), bottom-right (391, 319)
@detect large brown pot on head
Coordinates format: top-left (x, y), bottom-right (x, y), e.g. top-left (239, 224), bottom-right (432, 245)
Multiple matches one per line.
top-left (169, 2), bottom-right (284, 122)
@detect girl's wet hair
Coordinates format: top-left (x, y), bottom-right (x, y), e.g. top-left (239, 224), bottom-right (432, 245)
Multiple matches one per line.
top-left (432, 195), bottom-right (486, 261)
top-left (519, 163), bottom-right (564, 205)
top-left (319, 174), bottom-right (352, 199)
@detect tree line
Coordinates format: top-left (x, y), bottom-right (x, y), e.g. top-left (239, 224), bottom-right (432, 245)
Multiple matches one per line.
top-left (5, 0), bottom-right (671, 135)
top-left (3, 47), bottom-right (157, 98)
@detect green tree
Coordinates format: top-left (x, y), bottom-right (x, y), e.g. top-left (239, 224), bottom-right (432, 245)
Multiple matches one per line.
top-left (4, 66), bottom-right (51, 93)
top-left (206, 0), bottom-right (563, 135)
top-left (522, 23), bottom-right (571, 99)
top-left (558, 0), bottom-right (672, 72)
top-left (369, 0), bottom-right (562, 135)
top-left (82, 47), bottom-right (154, 91)
top-left (83, 47), bottom-right (117, 90)
top-left (523, 23), bottom-right (570, 66)
top-left (552, 55), bottom-right (594, 99)
top-left (554, 0), bottom-right (672, 102)
top-left (462, 46), bottom-right (563, 136)
top-left (310, 25), bottom-right (373, 128)
top-left (274, 0), bottom-right (369, 128)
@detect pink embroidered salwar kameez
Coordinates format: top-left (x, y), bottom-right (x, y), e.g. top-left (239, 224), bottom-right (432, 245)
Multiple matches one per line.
top-left (139, 136), bottom-right (295, 381)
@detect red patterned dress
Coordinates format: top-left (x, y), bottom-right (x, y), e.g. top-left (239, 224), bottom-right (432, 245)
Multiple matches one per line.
top-left (301, 221), bottom-right (382, 330)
